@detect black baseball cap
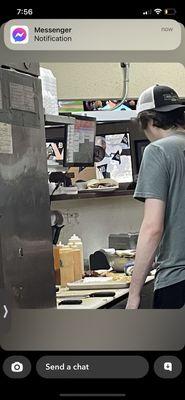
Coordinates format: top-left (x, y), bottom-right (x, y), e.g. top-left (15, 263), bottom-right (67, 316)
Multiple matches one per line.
top-left (136, 85), bottom-right (185, 114)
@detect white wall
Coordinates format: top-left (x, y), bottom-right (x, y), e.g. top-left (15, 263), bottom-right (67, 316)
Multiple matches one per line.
top-left (51, 196), bottom-right (144, 260)
top-left (40, 62), bottom-right (185, 99)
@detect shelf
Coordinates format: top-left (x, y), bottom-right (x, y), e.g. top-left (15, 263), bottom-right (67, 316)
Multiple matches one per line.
top-left (45, 114), bottom-right (75, 125)
top-left (44, 111), bottom-right (139, 142)
top-left (96, 120), bottom-right (134, 135)
top-left (50, 187), bottom-right (135, 201)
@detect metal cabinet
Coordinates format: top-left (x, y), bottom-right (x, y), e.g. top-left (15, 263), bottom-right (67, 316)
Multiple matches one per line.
top-left (0, 67), bottom-right (56, 308)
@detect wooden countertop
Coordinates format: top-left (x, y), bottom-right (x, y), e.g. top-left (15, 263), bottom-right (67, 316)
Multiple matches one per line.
top-left (56, 275), bottom-right (154, 310)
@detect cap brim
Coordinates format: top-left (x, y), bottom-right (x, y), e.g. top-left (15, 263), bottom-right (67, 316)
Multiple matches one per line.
top-left (154, 104), bottom-right (185, 112)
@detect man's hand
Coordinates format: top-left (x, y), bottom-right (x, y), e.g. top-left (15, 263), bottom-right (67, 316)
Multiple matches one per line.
top-left (125, 294), bottom-right (140, 309)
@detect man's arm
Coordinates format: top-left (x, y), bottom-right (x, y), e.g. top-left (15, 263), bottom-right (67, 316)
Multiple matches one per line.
top-left (126, 198), bottom-right (165, 309)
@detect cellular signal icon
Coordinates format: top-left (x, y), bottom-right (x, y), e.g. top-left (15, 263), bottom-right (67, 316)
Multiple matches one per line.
top-left (154, 8), bottom-right (162, 15)
top-left (142, 9), bottom-right (152, 15)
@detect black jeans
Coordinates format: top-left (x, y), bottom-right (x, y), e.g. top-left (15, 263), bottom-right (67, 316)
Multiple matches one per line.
top-left (153, 280), bottom-right (185, 309)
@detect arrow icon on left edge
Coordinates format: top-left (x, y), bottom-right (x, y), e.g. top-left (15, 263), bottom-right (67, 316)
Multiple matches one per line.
top-left (3, 305), bottom-right (8, 319)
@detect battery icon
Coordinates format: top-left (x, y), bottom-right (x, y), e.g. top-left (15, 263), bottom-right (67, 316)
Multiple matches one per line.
top-left (164, 8), bottom-right (176, 15)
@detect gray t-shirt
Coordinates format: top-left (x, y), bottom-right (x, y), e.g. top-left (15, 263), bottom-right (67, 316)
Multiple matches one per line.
top-left (134, 132), bottom-right (185, 290)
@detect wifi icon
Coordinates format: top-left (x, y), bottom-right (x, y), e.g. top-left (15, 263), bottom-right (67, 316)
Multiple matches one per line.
top-left (154, 8), bottom-right (162, 15)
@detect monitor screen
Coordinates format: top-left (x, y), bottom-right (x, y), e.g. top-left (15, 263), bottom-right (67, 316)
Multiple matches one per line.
top-left (95, 133), bottom-right (133, 183)
top-left (63, 116), bottom-right (96, 167)
top-left (134, 139), bottom-right (150, 173)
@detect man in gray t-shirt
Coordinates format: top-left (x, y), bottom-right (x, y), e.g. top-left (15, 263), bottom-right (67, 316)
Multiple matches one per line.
top-left (126, 84), bottom-right (185, 309)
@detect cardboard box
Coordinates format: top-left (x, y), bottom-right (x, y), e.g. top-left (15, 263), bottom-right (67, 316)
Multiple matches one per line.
top-left (69, 167), bottom-right (96, 184)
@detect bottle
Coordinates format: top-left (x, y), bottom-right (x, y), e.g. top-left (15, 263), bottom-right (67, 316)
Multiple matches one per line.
top-left (68, 234), bottom-right (84, 274)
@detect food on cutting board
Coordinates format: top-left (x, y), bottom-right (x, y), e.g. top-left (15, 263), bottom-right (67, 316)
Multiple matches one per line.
top-left (85, 269), bottom-right (132, 282)
top-left (86, 178), bottom-right (118, 189)
top-left (106, 272), bottom-right (132, 283)
top-left (84, 270), bottom-right (103, 277)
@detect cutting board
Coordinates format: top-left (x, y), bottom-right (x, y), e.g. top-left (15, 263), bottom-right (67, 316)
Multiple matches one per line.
top-left (67, 276), bottom-right (131, 290)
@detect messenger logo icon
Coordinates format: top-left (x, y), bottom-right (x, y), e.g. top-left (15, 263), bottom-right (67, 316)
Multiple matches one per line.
top-left (10, 26), bottom-right (29, 44)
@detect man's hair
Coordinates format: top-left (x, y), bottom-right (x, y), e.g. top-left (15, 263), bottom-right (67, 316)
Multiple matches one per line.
top-left (137, 108), bottom-right (185, 130)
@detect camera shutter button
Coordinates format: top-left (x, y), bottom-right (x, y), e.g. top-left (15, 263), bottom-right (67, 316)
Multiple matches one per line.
top-left (3, 356), bottom-right (31, 379)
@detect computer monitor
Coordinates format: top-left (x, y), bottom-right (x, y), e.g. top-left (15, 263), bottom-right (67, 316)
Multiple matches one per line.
top-left (128, 120), bottom-right (149, 183)
top-left (63, 115), bottom-right (96, 167)
top-left (134, 139), bottom-right (150, 173)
